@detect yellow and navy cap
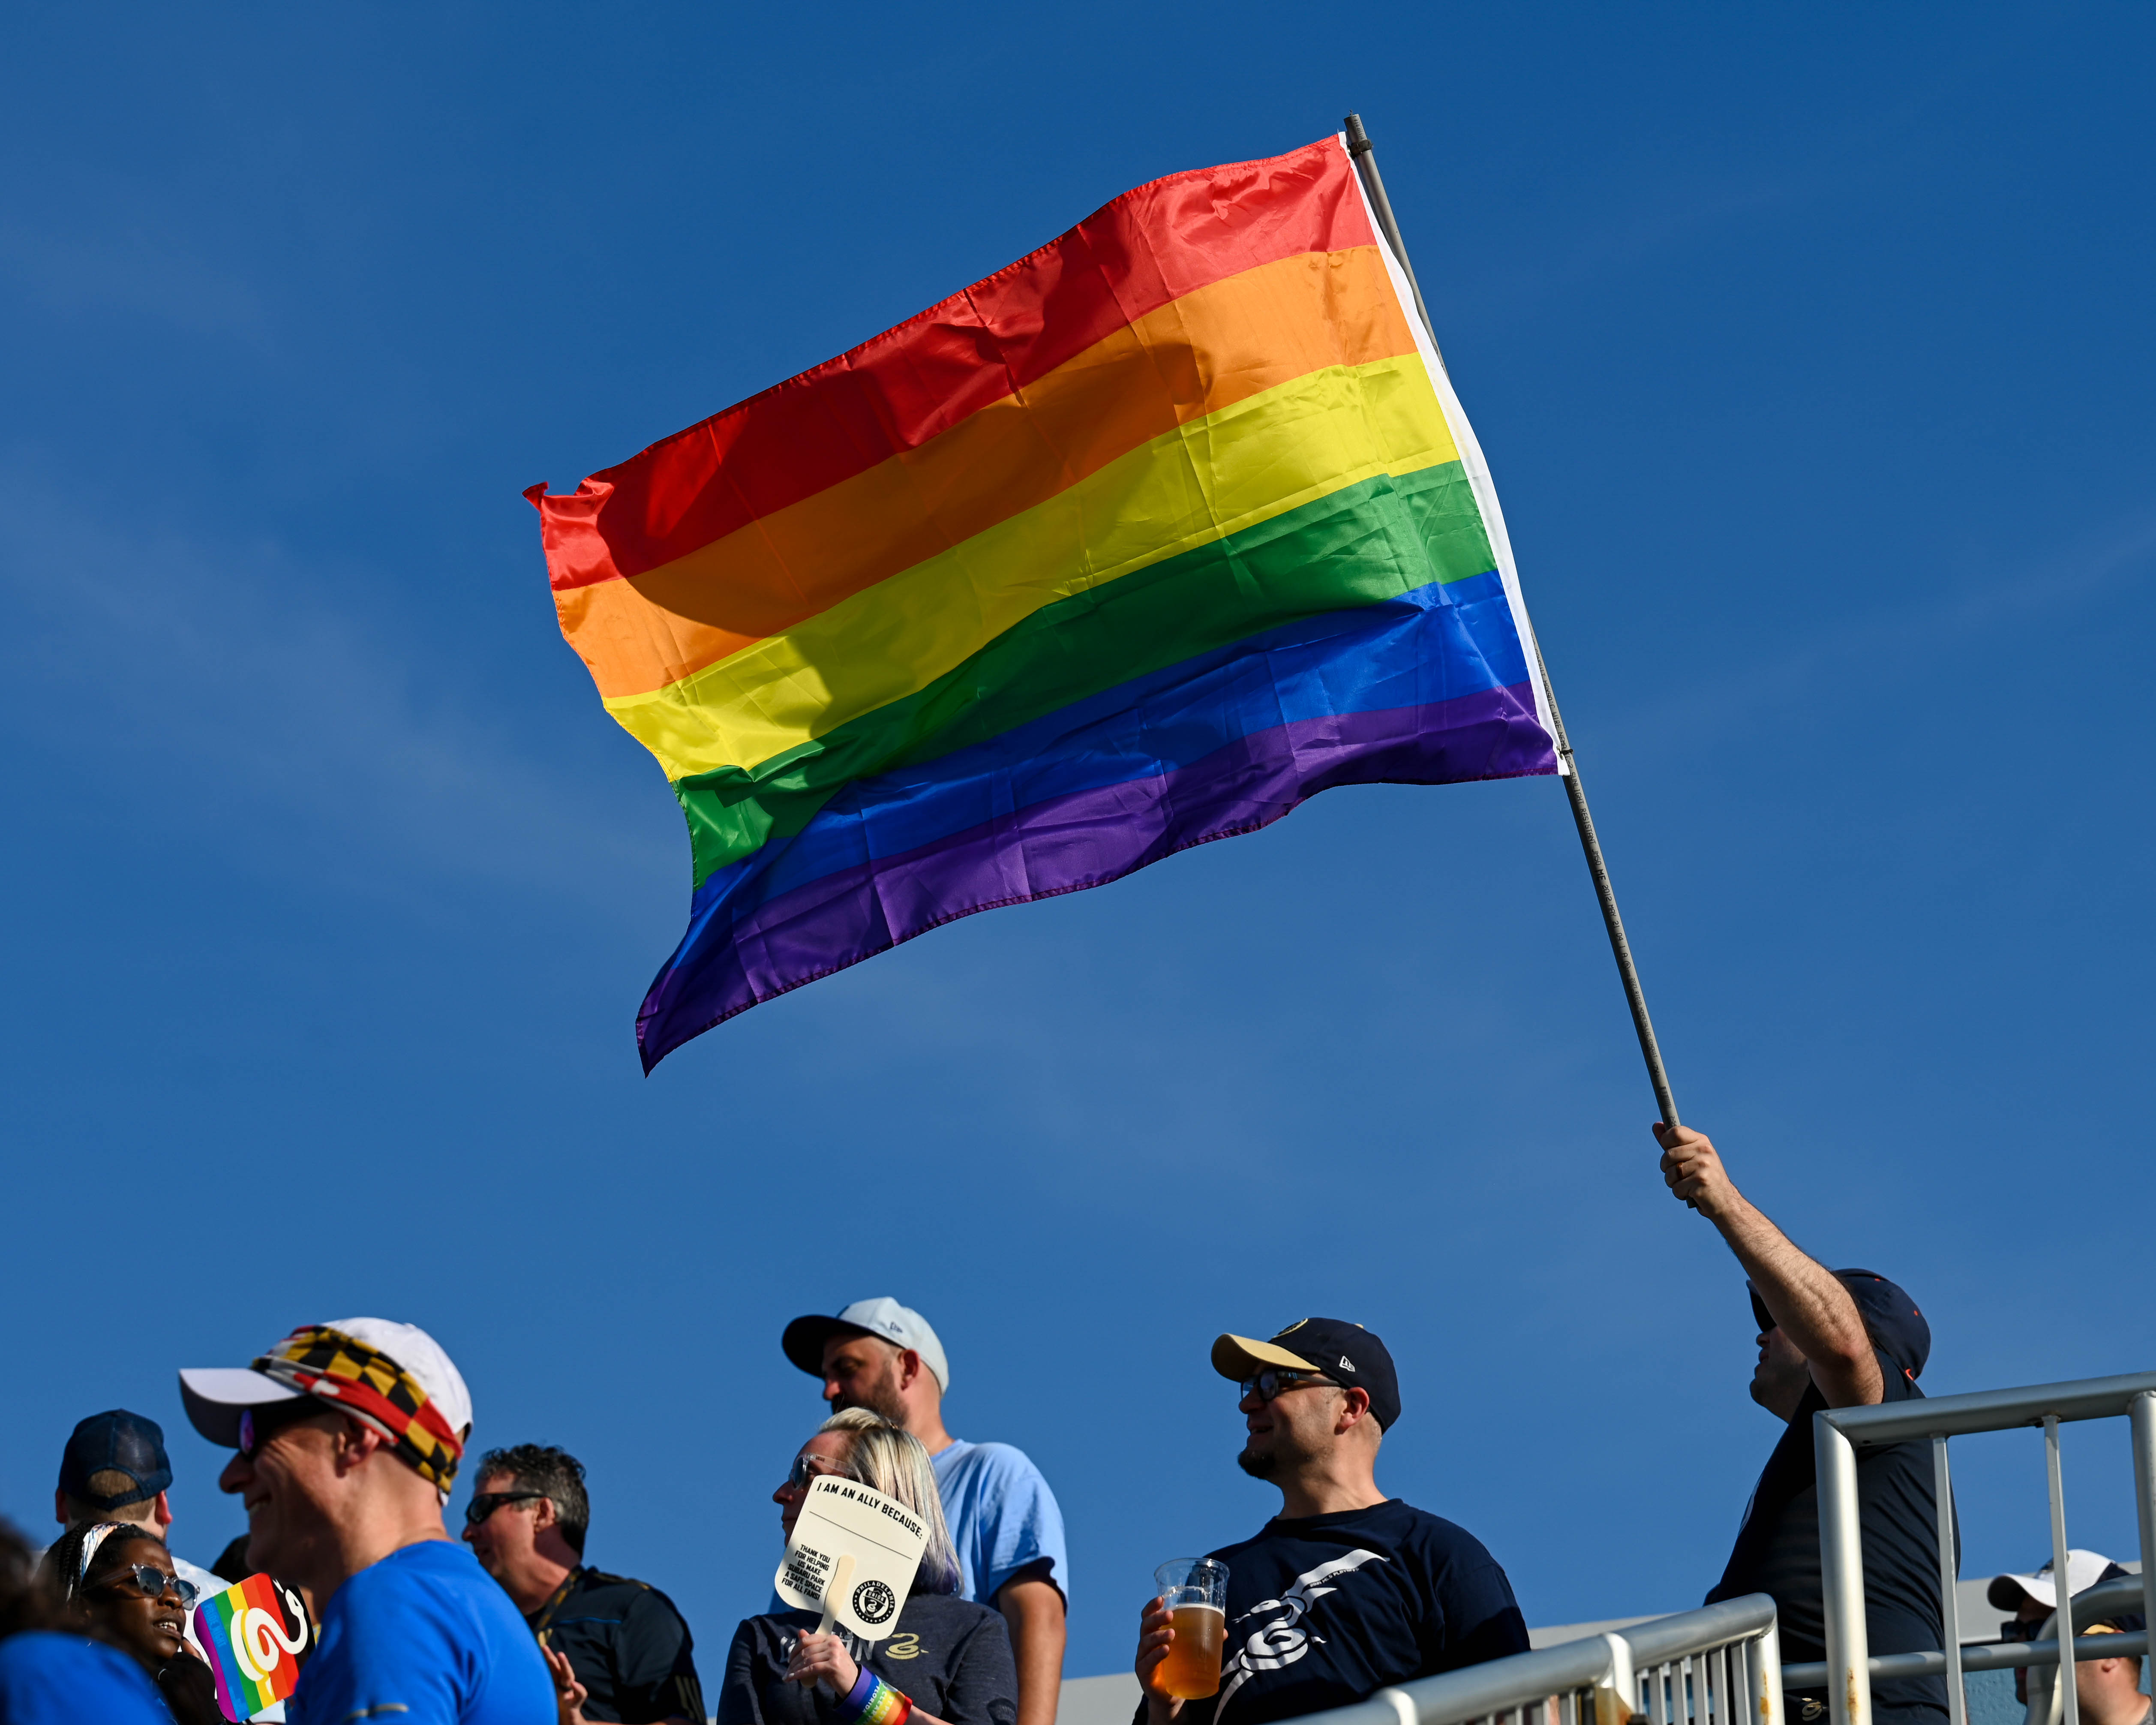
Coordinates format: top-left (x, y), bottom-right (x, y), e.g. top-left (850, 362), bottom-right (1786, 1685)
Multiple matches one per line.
top-left (1211, 1317), bottom-right (1400, 1430)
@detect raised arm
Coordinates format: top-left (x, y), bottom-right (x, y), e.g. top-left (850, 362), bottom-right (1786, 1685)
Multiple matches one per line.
top-left (1653, 1124), bottom-right (1882, 1409)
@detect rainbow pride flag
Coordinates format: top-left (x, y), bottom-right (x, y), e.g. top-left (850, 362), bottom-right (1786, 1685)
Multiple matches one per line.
top-left (532, 134), bottom-right (1558, 1068)
top-left (192, 1573), bottom-right (306, 1721)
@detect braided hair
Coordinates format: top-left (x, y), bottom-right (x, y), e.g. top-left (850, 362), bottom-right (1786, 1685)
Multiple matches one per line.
top-left (39, 1519), bottom-right (162, 1606)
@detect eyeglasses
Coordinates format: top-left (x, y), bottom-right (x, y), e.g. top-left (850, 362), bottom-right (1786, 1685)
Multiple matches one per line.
top-left (1240, 1367), bottom-right (1340, 1402)
top-left (464, 1491), bottom-right (548, 1528)
top-left (100, 1566), bottom-right (199, 1609)
top-left (779, 1455), bottom-right (854, 1494)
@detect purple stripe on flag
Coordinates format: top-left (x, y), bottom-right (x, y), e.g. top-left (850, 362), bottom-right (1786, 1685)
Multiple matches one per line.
top-left (637, 682), bottom-right (1552, 1066)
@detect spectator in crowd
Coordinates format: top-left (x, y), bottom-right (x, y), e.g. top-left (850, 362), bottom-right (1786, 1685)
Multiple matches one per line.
top-left (1134, 1318), bottom-right (1529, 1725)
top-left (721, 1407), bottom-right (1018, 1725)
top-left (180, 1316), bottom-right (554, 1725)
top-left (1989, 1550), bottom-right (2149, 1720)
top-left (462, 1442), bottom-right (704, 1725)
top-left (0, 1516), bottom-right (170, 1725)
top-left (36, 1518), bottom-right (224, 1725)
top-left (784, 1299), bottom-right (1066, 1725)
top-left (1655, 1123), bottom-right (1952, 1725)
top-left (211, 1534), bottom-right (255, 1586)
top-left (52, 1410), bottom-right (315, 1725)
top-left (54, 1409), bottom-right (226, 1606)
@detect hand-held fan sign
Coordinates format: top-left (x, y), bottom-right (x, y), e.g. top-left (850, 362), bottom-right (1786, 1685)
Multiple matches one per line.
top-left (774, 1476), bottom-right (928, 1641)
top-left (192, 1574), bottom-right (310, 1721)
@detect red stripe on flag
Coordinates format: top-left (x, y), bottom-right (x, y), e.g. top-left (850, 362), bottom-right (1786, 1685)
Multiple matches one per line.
top-left (535, 136), bottom-right (1372, 591)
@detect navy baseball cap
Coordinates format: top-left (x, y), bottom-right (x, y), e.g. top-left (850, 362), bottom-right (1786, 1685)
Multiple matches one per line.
top-left (59, 1410), bottom-right (172, 1510)
top-left (1211, 1318), bottom-right (1402, 1431)
top-left (1748, 1270), bottom-right (1931, 1378)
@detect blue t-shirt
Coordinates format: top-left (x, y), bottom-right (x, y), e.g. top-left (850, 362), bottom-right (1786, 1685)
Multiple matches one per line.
top-left (291, 1539), bottom-right (553, 1725)
top-left (0, 1632), bottom-right (171, 1725)
top-left (932, 1439), bottom-right (1069, 1605)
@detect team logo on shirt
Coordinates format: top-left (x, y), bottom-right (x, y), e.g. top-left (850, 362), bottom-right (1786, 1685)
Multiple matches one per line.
top-left (1215, 1550), bottom-right (1391, 1717)
top-left (884, 1634), bottom-right (922, 1660)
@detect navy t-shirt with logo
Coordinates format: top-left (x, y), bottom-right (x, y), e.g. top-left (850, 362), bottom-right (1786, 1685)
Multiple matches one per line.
top-left (1147, 1500), bottom-right (1531, 1725)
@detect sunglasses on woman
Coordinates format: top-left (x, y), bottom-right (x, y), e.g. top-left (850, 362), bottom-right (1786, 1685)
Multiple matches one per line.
top-left (101, 1566), bottom-right (199, 1609)
top-left (779, 1455), bottom-right (855, 1494)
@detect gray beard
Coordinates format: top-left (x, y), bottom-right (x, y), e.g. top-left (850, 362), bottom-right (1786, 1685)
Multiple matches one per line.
top-left (1236, 1444), bottom-right (1276, 1479)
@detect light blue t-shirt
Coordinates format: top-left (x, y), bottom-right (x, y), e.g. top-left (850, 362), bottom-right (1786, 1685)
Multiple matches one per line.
top-left (290, 1539), bottom-right (553, 1725)
top-left (932, 1439), bottom-right (1069, 1605)
top-left (0, 1632), bottom-right (170, 1725)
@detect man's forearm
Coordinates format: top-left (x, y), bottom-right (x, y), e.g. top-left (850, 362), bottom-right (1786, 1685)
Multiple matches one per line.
top-left (1657, 1124), bottom-right (1881, 1407)
top-left (999, 1575), bottom-right (1067, 1725)
top-left (1712, 1192), bottom-right (1867, 1364)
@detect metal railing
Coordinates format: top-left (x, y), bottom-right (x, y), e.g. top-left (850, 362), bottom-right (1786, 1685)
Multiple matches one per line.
top-left (1781, 1576), bottom-right (2150, 1689)
top-left (1624, 1598), bottom-right (1782, 1725)
top-left (1291, 1596), bottom-right (1781, 1725)
top-left (1808, 1370), bottom-right (2156, 1725)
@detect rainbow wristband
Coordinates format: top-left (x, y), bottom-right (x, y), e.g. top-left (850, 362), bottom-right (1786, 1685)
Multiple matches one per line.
top-left (841, 1668), bottom-right (914, 1725)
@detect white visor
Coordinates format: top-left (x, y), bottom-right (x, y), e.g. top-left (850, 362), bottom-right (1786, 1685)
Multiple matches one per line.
top-left (178, 1367), bottom-right (305, 1448)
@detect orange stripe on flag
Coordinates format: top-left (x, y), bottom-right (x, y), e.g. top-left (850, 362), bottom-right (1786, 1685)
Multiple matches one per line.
top-left (556, 245), bottom-right (1417, 701)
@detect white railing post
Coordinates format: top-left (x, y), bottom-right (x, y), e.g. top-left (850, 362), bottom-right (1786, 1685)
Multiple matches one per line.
top-left (2132, 1392), bottom-right (2156, 1684)
top-left (1933, 1436), bottom-right (1964, 1725)
top-left (1817, 1412), bottom-right (1871, 1725)
top-left (1751, 1620), bottom-right (1782, 1725)
top-left (1597, 1633), bottom-right (1635, 1725)
top-left (2044, 1414), bottom-right (2081, 1725)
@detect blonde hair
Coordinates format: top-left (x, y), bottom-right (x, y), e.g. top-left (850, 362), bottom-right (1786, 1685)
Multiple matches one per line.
top-left (817, 1409), bottom-right (963, 1595)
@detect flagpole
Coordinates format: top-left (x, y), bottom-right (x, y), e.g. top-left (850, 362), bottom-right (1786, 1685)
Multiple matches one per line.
top-left (1344, 111), bottom-right (1684, 1133)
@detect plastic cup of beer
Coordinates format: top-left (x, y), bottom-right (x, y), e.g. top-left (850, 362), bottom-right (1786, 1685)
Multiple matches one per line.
top-left (1153, 1558), bottom-right (1229, 1700)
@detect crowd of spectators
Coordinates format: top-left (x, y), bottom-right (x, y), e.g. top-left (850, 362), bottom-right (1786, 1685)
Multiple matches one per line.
top-left (2, 1142), bottom-right (2148, 1725)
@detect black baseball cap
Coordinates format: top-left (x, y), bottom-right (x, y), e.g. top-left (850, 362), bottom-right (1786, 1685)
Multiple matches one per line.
top-left (1748, 1270), bottom-right (1931, 1378)
top-left (59, 1410), bottom-right (173, 1511)
top-left (1211, 1318), bottom-right (1402, 1431)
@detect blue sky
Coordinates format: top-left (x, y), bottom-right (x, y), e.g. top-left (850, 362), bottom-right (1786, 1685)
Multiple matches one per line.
top-left (3, 0), bottom-right (2152, 1683)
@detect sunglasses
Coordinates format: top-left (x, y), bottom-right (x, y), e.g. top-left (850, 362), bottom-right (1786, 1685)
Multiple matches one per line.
top-left (1240, 1367), bottom-right (1340, 1402)
top-left (780, 1455), bottom-right (855, 1494)
top-left (101, 1565), bottom-right (199, 1609)
top-left (237, 1400), bottom-right (323, 1459)
top-left (464, 1491), bottom-right (548, 1528)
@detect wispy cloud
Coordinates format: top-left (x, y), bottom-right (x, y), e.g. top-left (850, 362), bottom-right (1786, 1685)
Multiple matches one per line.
top-left (0, 480), bottom-right (679, 915)
top-left (1627, 506), bottom-right (2156, 742)
top-left (0, 216), bottom-right (273, 347)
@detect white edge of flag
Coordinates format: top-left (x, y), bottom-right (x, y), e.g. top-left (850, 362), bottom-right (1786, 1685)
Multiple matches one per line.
top-left (1336, 132), bottom-right (1566, 771)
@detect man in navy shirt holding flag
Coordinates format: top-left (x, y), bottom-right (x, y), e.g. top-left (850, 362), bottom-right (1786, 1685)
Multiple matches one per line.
top-left (1655, 1123), bottom-right (1952, 1725)
top-left (1133, 1317), bottom-right (1529, 1725)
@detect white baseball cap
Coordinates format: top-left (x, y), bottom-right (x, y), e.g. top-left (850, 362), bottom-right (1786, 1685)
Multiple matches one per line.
top-left (180, 1317), bottom-right (474, 1452)
top-left (1987, 1550), bottom-right (2123, 1612)
top-left (782, 1298), bottom-right (950, 1392)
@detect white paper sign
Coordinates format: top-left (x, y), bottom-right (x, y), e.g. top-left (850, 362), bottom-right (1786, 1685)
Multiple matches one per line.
top-left (773, 1475), bottom-right (928, 1641)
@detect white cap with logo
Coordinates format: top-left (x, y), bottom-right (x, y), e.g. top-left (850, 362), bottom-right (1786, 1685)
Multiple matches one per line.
top-left (782, 1298), bottom-right (950, 1392)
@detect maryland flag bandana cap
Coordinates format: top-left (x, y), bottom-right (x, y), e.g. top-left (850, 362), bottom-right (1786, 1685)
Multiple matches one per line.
top-left (254, 1325), bottom-right (465, 1489)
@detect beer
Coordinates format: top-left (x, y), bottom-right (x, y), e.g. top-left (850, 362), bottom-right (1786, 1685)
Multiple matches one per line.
top-left (1159, 1603), bottom-right (1225, 1699)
